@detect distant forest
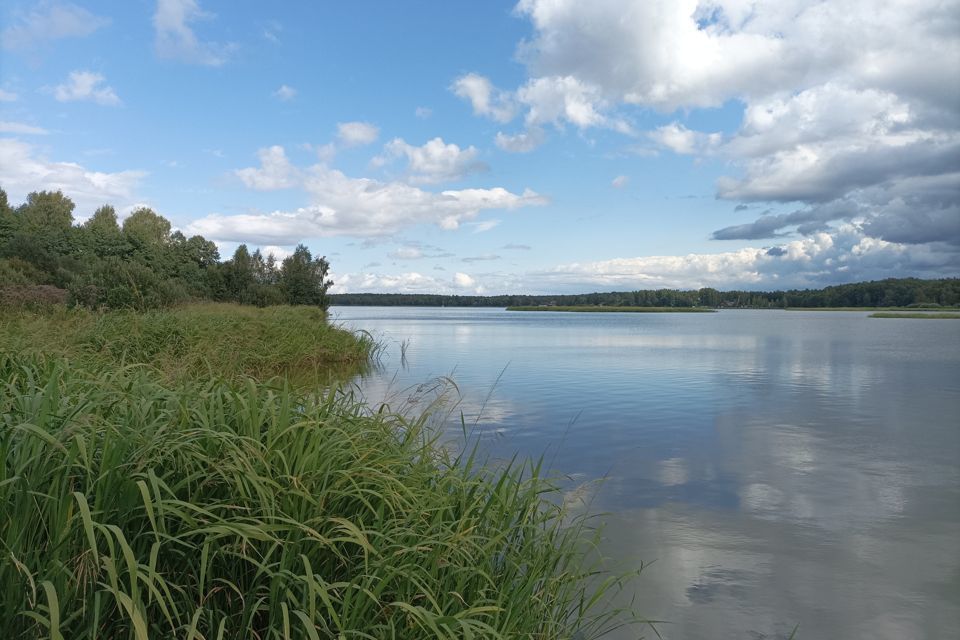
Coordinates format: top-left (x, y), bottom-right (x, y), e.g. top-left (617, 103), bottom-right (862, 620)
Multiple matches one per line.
top-left (0, 189), bottom-right (332, 310)
top-left (2, 188), bottom-right (957, 312)
top-left (330, 279), bottom-right (960, 309)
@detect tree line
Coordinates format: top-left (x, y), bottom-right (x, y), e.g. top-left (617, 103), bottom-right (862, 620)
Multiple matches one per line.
top-left (331, 278), bottom-right (960, 309)
top-left (0, 188), bottom-right (332, 310)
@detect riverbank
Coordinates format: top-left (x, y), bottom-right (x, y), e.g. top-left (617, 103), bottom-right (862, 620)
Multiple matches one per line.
top-left (869, 311), bottom-right (960, 319)
top-left (0, 304), bottom-right (639, 639)
top-left (507, 305), bottom-right (716, 313)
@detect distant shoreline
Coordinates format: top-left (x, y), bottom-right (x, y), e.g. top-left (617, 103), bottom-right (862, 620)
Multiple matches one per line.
top-left (506, 305), bottom-right (717, 313)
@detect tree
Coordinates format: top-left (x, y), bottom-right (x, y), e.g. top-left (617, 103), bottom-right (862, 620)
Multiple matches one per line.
top-left (18, 190), bottom-right (75, 234)
top-left (123, 207), bottom-right (171, 246)
top-left (279, 244), bottom-right (332, 308)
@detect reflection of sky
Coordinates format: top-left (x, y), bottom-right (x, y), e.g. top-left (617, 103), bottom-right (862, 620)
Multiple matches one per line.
top-left (332, 307), bottom-right (960, 640)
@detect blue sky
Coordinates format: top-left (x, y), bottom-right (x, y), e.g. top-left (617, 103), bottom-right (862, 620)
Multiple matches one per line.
top-left (2, 0), bottom-right (958, 294)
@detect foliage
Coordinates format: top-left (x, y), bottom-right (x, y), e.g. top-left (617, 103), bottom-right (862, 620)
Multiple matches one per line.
top-left (331, 278), bottom-right (960, 309)
top-left (0, 187), bottom-right (333, 311)
top-left (0, 312), bottom-right (647, 639)
top-left (0, 303), bottom-right (374, 387)
top-left (869, 312), bottom-right (960, 319)
top-left (507, 305), bottom-right (716, 312)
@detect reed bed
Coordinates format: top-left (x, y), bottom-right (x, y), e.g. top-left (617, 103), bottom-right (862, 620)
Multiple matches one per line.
top-left (1, 306), bottom-right (644, 639)
top-left (0, 303), bottom-right (378, 386)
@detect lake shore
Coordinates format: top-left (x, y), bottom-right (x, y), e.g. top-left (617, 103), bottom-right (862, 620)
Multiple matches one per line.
top-left (507, 305), bottom-right (717, 312)
top-left (0, 303), bottom-right (639, 639)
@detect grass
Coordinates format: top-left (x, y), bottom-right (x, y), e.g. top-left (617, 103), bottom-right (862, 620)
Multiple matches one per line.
top-left (507, 305), bottom-right (716, 313)
top-left (0, 305), bottom-right (647, 638)
top-left (0, 303), bottom-right (377, 387)
top-left (869, 312), bottom-right (960, 319)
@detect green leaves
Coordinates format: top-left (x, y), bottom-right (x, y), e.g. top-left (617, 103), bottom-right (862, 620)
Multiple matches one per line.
top-left (0, 348), bottom-right (644, 639)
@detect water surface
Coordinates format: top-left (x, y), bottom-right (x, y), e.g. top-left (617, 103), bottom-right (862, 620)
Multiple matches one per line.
top-left (331, 307), bottom-right (960, 640)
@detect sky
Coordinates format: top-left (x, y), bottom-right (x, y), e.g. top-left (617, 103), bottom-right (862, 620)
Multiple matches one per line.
top-left (1, 0), bottom-right (958, 294)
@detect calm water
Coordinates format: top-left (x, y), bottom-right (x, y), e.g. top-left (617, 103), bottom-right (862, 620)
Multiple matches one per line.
top-left (331, 307), bottom-right (960, 640)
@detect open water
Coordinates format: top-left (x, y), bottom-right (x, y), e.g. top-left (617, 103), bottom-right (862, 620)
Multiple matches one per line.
top-left (331, 307), bottom-right (960, 640)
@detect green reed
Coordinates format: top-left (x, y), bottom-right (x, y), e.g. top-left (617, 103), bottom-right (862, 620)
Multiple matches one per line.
top-left (0, 307), bottom-right (647, 638)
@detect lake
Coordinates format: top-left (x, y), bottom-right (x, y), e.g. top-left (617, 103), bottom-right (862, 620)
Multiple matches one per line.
top-left (331, 307), bottom-right (960, 640)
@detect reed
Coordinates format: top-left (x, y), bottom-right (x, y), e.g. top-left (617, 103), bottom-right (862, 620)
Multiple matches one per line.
top-left (0, 308), bottom-right (647, 638)
top-left (0, 303), bottom-right (378, 386)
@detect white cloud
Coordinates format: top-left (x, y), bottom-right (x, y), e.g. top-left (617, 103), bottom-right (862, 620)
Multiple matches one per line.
top-left (517, 75), bottom-right (612, 130)
top-left (453, 272), bottom-right (475, 288)
top-left (470, 219), bottom-right (501, 233)
top-left (499, 1), bottom-right (959, 255)
top-left (415, 106), bottom-right (433, 119)
top-left (336, 121), bottom-right (379, 147)
top-left (153, 0), bottom-right (234, 66)
top-left (0, 89), bottom-right (19, 102)
top-left (0, 138), bottom-right (146, 216)
top-left (451, 73), bottom-right (516, 123)
top-left (53, 70), bottom-right (120, 106)
top-left (534, 225), bottom-right (959, 291)
top-left (260, 244), bottom-right (292, 260)
top-left (329, 270), bottom-right (484, 295)
top-left (191, 147), bottom-right (547, 242)
top-left (234, 145), bottom-right (299, 190)
top-left (611, 175), bottom-right (629, 188)
top-left (2, 2), bottom-right (109, 51)
top-left (0, 121), bottom-right (48, 135)
top-left (649, 122), bottom-right (721, 155)
top-left (380, 137), bottom-right (486, 184)
top-left (273, 84), bottom-right (297, 101)
top-left (494, 127), bottom-right (545, 153)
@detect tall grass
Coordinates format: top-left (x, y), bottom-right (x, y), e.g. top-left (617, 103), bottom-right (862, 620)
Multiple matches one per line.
top-left (0, 303), bottom-right (378, 386)
top-left (1, 307), bottom-right (646, 638)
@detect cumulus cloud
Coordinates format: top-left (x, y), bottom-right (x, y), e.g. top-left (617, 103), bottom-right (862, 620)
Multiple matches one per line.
top-left (534, 226), bottom-right (960, 291)
top-left (2, 1), bottom-right (108, 51)
top-left (329, 225), bottom-right (957, 294)
top-left (451, 73), bottom-right (516, 123)
top-left (379, 137), bottom-right (486, 184)
top-left (649, 122), bottom-right (721, 155)
top-left (330, 270), bottom-right (484, 294)
top-left (273, 84), bottom-right (297, 101)
top-left (53, 70), bottom-right (120, 106)
top-left (153, 0), bottom-right (234, 66)
top-left (234, 145), bottom-right (299, 190)
top-left (0, 121), bottom-right (48, 135)
top-left (453, 272), bottom-right (475, 288)
top-left (448, 0), bottom-right (960, 262)
top-left (515, 0), bottom-right (960, 113)
top-left (494, 127), bottom-right (545, 153)
top-left (0, 138), bottom-right (145, 216)
top-left (336, 121), bottom-right (379, 147)
top-left (191, 146), bottom-right (547, 242)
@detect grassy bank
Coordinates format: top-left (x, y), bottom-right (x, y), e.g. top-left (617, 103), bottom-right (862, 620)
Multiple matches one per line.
top-left (1, 305), bottom-right (642, 638)
top-left (869, 312), bottom-right (960, 319)
top-left (507, 305), bottom-right (716, 313)
top-left (0, 303), bottom-right (376, 386)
